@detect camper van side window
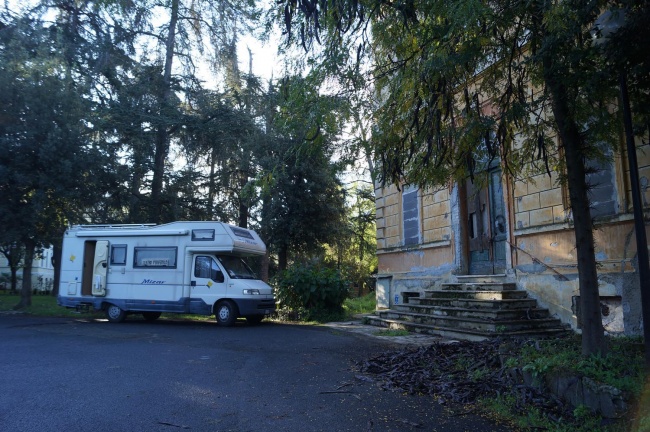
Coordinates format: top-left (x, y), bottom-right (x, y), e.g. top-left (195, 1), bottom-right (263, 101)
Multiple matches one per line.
top-left (231, 227), bottom-right (254, 240)
top-left (192, 229), bottom-right (215, 241)
top-left (133, 247), bottom-right (177, 268)
top-left (110, 244), bottom-right (127, 266)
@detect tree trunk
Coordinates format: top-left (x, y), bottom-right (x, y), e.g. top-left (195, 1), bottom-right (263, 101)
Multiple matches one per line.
top-left (52, 240), bottom-right (62, 297)
top-left (150, 0), bottom-right (179, 222)
top-left (10, 267), bottom-right (18, 293)
top-left (238, 169), bottom-right (249, 228)
top-left (207, 146), bottom-right (217, 220)
top-left (14, 239), bottom-right (36, 310)
top-left (542, 54), bottom-right (606, 357)
top-left (238, 200), bottom-right (249, 228)
top-left (2, 244), bottom-right (24, 293)
top-left (129, 153), bottom-right (146, 223)
top-left (259, 251), bottom-right (270, 282)
top-left (259, 192), bottom-right (272, 280)
top-left (278, 244), bottom-right (288, 272)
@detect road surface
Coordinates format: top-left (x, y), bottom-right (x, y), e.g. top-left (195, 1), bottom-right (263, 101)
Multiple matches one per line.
top-left (0, 314), bottom-right (507, 431)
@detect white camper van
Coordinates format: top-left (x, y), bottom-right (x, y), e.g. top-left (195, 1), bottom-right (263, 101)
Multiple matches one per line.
top-left (57, 222), bottom-right (275, 325)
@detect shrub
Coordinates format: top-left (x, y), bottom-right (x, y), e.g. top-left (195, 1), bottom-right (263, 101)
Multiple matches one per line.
top-left (274, 263), bottom-right (350, 313)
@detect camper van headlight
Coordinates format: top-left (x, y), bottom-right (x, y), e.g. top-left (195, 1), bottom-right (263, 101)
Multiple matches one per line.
top-left (243, 289), bottom-right (260, 295)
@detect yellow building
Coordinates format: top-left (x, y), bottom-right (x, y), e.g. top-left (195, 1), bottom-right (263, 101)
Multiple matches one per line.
top-left (374, 138), bottom-right (650, 336)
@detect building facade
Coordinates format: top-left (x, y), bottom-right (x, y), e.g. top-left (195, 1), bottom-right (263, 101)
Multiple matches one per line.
top-left (0, 246), bottom-right (55, 293)
top-left (375, 139), bottom-right (650, 336)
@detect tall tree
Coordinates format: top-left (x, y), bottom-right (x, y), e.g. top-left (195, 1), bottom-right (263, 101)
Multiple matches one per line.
top-left (257, 77), bottom-right (348, 271)
top-left (127, 0), bottom-right (259, 222)
top-left (0, 13), bottom-right (110, 307)
top-left (177, 86), bottom-right (263, 223)
top-left (34, 0), bottom-right (261, 224)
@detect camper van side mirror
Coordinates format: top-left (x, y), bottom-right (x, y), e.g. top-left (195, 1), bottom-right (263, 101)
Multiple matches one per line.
top-left (213, 270), bottom-right (224, 283)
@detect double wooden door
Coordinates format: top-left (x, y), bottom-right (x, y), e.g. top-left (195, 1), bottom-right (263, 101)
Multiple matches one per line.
top-left (465, 165), bottom-right (507, 275)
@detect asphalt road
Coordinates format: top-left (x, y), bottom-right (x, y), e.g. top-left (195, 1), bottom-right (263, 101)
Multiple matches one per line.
top-left (0, 314), bottom-right (507, 432)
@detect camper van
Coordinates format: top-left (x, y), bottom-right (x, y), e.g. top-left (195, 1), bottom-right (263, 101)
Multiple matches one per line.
top-left (57, 222), bottom-right (275, 325)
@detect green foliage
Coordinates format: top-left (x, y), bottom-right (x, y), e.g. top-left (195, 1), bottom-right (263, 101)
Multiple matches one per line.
top-left (343, 292), bottom-right (376, 316)
top-left (481, 393), bottom-right (605, 432)
top-left (634, 381), bottom-right (650, 432)
top-left (573, 404), bottom-right (593, 421)
top-left (511, 336), bottom-right (645, 395)
top-left (470, 367), bottom-right (490, 382)
top-left (273, 262), bottom-right (350, 314)
top-left (256, 77), bottom-right (349, 270)
top-left (0, 15), bottom-right (101, 236)
top-left (274, 292), bottom-right (375, 323)
top-left (320, 184), bottom-right (377, 299)
top-left (0, 12), bottom-right (117, 305)
top-left (476, 337), bottom-right (646, 431)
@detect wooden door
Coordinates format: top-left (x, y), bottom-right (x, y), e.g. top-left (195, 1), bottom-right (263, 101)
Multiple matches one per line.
top-left (465, 165), bottom-right (507, 275)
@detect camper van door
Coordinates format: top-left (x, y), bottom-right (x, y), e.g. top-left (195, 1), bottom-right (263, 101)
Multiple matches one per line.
top-left (92, 240), bottom-right (108, 296)
top-left (191, 255), bottom-right (227, 310)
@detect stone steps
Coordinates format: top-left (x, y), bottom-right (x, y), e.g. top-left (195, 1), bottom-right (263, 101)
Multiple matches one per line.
top-left (440, 282), bottom-right (517, 291)
top-left (412, 297), bottom-right (538, 310)
top-left (377, 310), bottom-right (562, 333)
top-left (369, 276), bottom-right (568, 340)
top-left (365, 316), bottom-right (568, 342)
top-left (393, 304), bottom-right (550, 320)
top-left (423, 289), bottom-right (528, 300)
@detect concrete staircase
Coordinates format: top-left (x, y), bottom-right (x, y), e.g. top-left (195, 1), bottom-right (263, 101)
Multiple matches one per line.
top-left (366, 275), bottom-right (568, 341)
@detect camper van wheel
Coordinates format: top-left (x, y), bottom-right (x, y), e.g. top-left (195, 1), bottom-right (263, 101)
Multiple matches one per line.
top-left (142, 312), bottom-right (161, 321)
top-left (215, 300), bottom-right (237, 327)
top-left (106, 304), bottom-right (127, 323)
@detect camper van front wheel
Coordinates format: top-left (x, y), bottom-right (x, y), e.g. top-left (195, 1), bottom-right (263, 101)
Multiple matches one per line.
top-left (215, 300), bottom-right (237, 326)
top-left (106, 304), bottom-right (127, 323)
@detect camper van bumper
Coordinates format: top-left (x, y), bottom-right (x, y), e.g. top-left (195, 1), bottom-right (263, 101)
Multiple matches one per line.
top-left (58, 295), bottom-right (102, 311)
top-left (234, 297), bottom-right (276, 315)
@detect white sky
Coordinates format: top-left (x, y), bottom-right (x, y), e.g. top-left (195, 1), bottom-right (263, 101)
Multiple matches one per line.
top-left (236, 34), bottom-right (282, 81)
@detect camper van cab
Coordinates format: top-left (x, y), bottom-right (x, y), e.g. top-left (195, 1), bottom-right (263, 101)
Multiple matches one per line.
top-left (57, 222), bottom-right (275, 325)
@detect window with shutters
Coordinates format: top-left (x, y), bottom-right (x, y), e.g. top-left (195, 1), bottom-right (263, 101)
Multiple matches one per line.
top-left (402, 185), bottom-right (421, 246)
top-left (560, 145), bottom-right (619, 219)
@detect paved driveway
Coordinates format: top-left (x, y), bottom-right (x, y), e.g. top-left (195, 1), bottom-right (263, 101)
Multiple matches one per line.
top-left (0, 314), bottom-right (506, 431)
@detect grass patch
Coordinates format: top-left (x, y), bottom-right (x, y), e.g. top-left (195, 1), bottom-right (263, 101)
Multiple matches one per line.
top-left (343, 292), bottom-right (376, 316)
top-left (159, 313), bottom-right (213, 322)
top-left (479, 394), bottom-right (607, 432)
top-left (0, 294), bottom-right (209, 322)
top-left (479, 336), bottom-right (647, 432)
top-left (0, 294), bottom-right (102, 318)
top-left (502, 335), bottom-right (645, 395)
top-left (633, 376), bottom-right (650, 432)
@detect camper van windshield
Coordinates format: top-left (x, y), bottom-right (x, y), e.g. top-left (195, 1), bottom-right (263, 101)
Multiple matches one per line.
top-left (216, 256), bottom-right (257, 279)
